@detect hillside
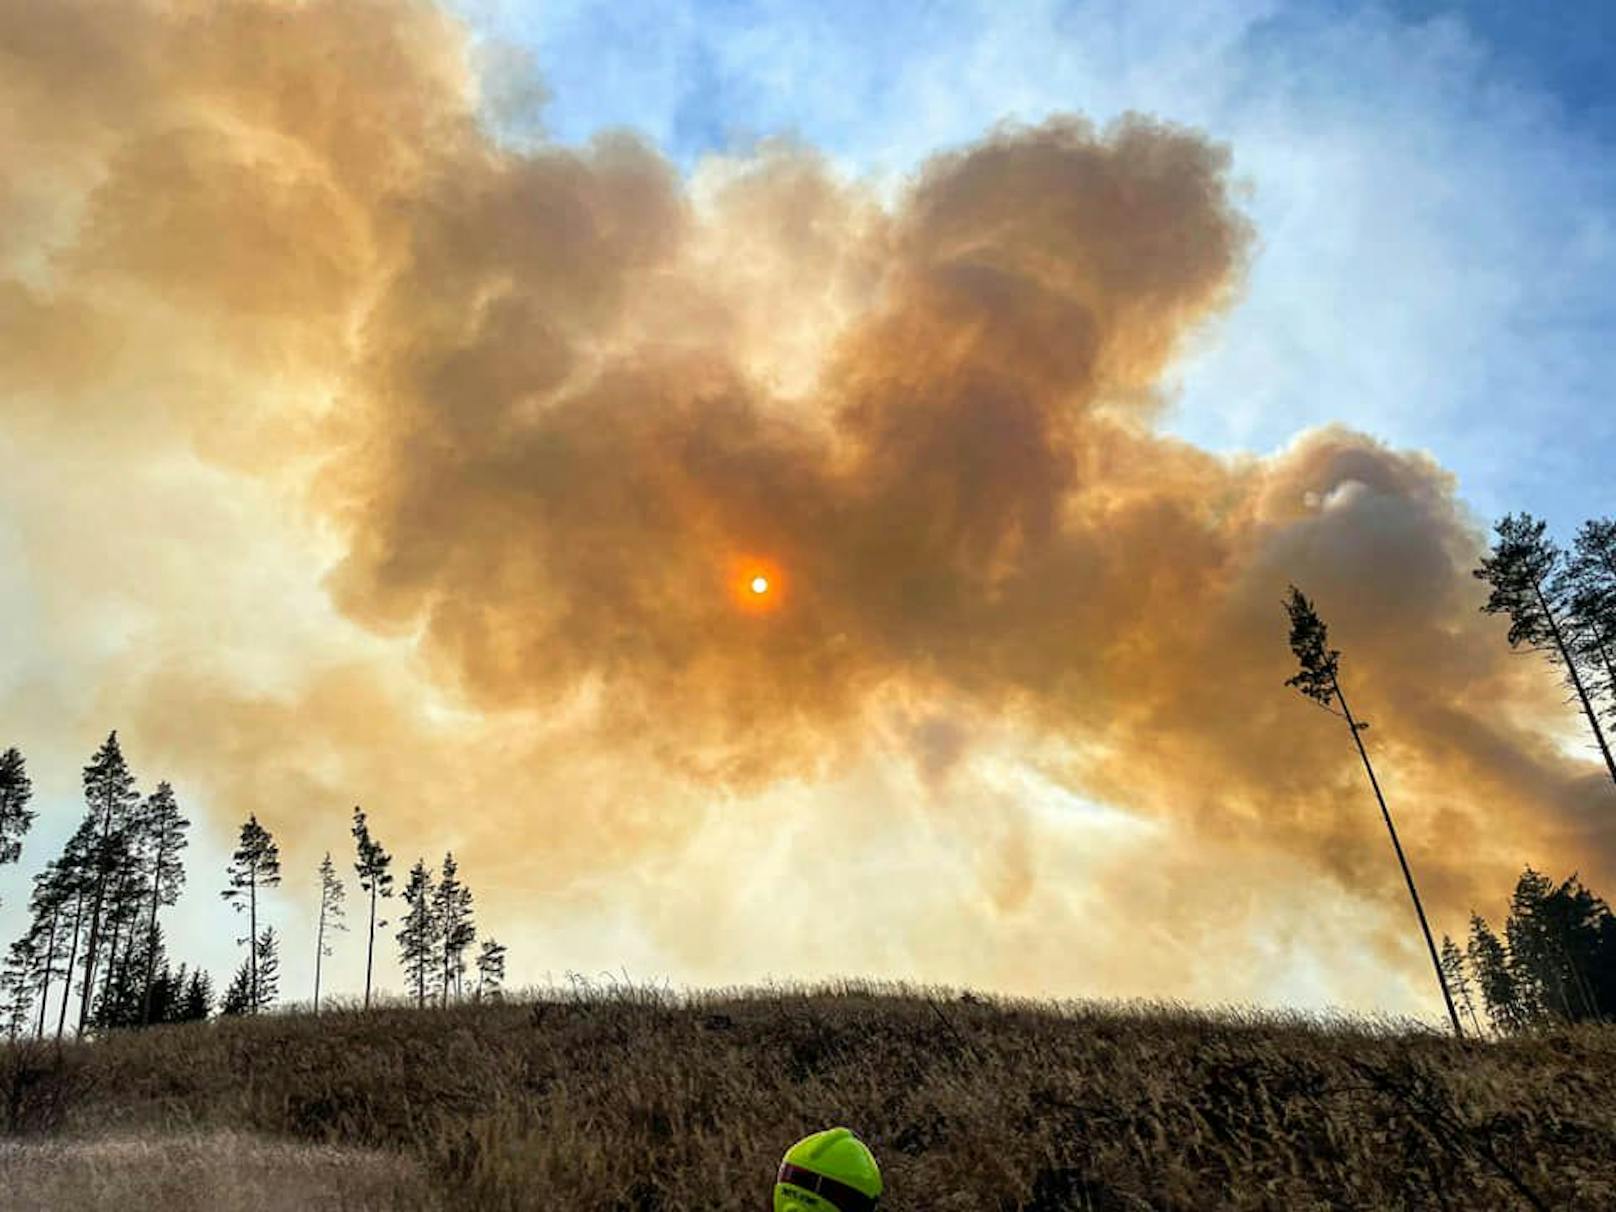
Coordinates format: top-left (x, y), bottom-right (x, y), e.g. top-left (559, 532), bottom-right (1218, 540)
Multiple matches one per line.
top-left (2, 983), bottom-right (1614, 1210)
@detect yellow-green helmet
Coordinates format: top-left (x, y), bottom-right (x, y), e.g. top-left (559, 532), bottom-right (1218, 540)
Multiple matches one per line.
top-left (774, 1127), bottom-right (882, 1212)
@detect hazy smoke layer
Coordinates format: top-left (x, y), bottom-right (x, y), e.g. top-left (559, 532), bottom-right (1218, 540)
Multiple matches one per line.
top-left (2, 0), bottom-right (1608, 1006)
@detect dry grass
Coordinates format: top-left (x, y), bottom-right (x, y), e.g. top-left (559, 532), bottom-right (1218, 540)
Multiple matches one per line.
top-left (4, 981), bottom-right (1615, 1210)
top-left (0, 1130), bottom-right (439, 1211)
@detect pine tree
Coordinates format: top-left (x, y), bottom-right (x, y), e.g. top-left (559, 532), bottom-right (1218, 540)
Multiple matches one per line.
top-left (1467, 913), bottom-right (1528, 1034)
top-left (0, 747), bottom-right (35, 886)
top-left (92, 921), bottom-right (165, 1029)
top-left (1439, 934), bottom-right (1484, 1037)
top-left (253, 926), bottom-right (280, 1013)
top-left (24, 861), bottom-right (70, 1039)
top-left (220, 961), bottom-right (253, 1016)
top-left (138, 782), bottom-right (188, 1025)
top-left (475, 938), bottom-right (507, 1001)
top-left (351, 807), bottom-right (394, 1010)
top-left (1505, 868), bottom-right (1561, 1022)
top-left (1558, 518), bottom-right (1616, 718)
top-left (397, 859), bottom-right (439, 1009)
top-left (1284, 586), bottom-right (1463, 1036)
top-left (1475, 513), bottom-right (1616, 788)
top-left (93, 833), bottom-right (149, 1026)
top-left (314, 852), bottom-right (347, 1014)
top-left (52, 818), bottom-right (96, 1039)
top-left (177, 969), bottom-right (214, 1022)
top-left (1, 932), bottom-right (38, 1040)
top-left (432, 853), bottom-right (475, 1006)
top-left (1504, 867), bottom-right (1609, 1025)
top-left (76, 731), bottom-right (142, 1034)
top-left (221, 815), bottom-right (280, 1014)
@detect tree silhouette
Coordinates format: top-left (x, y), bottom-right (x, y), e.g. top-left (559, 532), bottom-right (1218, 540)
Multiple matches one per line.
top-left (222, 815), bottom-right (280, 1013)
top-left (138, 781), bottom-right (189, 1026)
top-left (476, 938), bottom-right (507, 1001)
top-left (1, 932), bottom-right (37, 1039)
top-left (1475, 513), bottom-right (1616, 788)
top-left (177, 968), bottom-right (214, 1022)
top-left (351, 806), bottom-right (393, 1010)
top-left (1558, 517), bottom-right (1616, 719)
top-left (1439, 934), bottom-right (1483, 1037)
top-left (0, 747), bottom-right (34, 883)
top-left (397, 859), bottom-right (440, 1009)
top-left (1467, 913), bottom-right (1527, 1034)
top-left (76, 732), bottom-right (141, 1033)
top-left (51, 817), bottom-right (96, 1039)
top-left (1284, 586), bottom-right (1463, 1037)
top-left (1501, 868), bottom-right (1611, 1025)
top-left (254, 926), bottom-right (280, 1012)
top-left (433, 852), bottom-right (475, 1006)
top-left (220, 960), bottom-right (252, 1017)
top-left (23, 865), bottom-right (68, 1039)
top-left (314, 851), bottom-right (347, 1014)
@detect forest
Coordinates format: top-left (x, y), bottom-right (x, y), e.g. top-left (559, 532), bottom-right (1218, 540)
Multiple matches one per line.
top-left (0, 739), bottom-right (507, 1036)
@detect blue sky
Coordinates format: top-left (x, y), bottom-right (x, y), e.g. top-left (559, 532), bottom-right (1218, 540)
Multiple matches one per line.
top-left (458, 0), bottom-right (1616, 534)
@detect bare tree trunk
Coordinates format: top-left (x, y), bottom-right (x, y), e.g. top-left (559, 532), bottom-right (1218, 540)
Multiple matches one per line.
top-left (314, 894), bottom-right (325, 1015)
top-left (56, 893), bottom-right (85, 1040)
top-left (140, 824), bottom-right (166, 1026)
top-left (248, 868), bottom-right (258, 1014)
top-left (364, 885), bottom-right (376, 1010)
top-left (34, 903), bottom-right (60, 1040)
top-left (100, 910), bottom-right (125, 1015)
top-left (76, 799), bottom-right (116, 1034)
top-left (1334, 675), bottom-right (1464, 1038)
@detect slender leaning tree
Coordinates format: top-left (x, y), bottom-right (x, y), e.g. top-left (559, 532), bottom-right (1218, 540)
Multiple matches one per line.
top-left (351, 807), bottom-right (394, 1010)
top-left (313, 852), bottom-right (347, 1014)
top-left (1475, 513), bottom-right (1616, 789)
top-left (1284, 586), bottom-right (1463, 1037)
top-left (222, 815), bottom-right (280, 1013)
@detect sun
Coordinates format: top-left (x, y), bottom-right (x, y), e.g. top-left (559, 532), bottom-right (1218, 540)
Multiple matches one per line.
top-left (729, 556), bottom-right (784, 613)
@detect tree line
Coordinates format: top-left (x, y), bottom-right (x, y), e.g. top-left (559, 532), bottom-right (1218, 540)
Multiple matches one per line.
top-left (1287, 511), bottom-right (1616, 1036)
top-left (0, 735), bottom-right (508, 1039)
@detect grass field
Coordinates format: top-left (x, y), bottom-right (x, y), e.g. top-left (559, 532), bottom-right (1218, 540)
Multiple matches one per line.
top-left (2, 982), bottom-right (1613, 1210)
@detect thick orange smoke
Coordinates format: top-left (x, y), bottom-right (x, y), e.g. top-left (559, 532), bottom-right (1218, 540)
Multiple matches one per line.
top-left (2, 0), bottom-right (1609, 1007)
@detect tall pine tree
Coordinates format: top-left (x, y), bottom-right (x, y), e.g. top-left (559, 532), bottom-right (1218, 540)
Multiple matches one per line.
top-left (351, 807), bottom-right (393, 1010)
top-left (433, 853), bottom-right (475, 1006)
top-left (138, 782), bottom-right (188, 1026)
top-left (314, 852), bottom-right (347, 1014)
top-left (1284, 586), bottom-right (1463, 1036)
top-left (76, 732), bottom-right (141, 1033)
top-left (52, 817), bottom-right (96, 1039)
top-left (397, 859), bottom-right (439, 1009)
top-left (221, 815), bottom-right (280, 1014)
top-left (24, 860), bottom-right (70, 1039)
top-left (1467, 913), bottom-right (1528, 1034)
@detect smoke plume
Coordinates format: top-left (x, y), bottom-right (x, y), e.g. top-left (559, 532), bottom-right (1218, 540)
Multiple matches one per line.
top-left (2, 0), bottom-right (1608, 1009)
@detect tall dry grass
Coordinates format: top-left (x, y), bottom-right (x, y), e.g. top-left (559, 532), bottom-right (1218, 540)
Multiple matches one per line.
top-left (3, 981), bottom-right (1614, 1210)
